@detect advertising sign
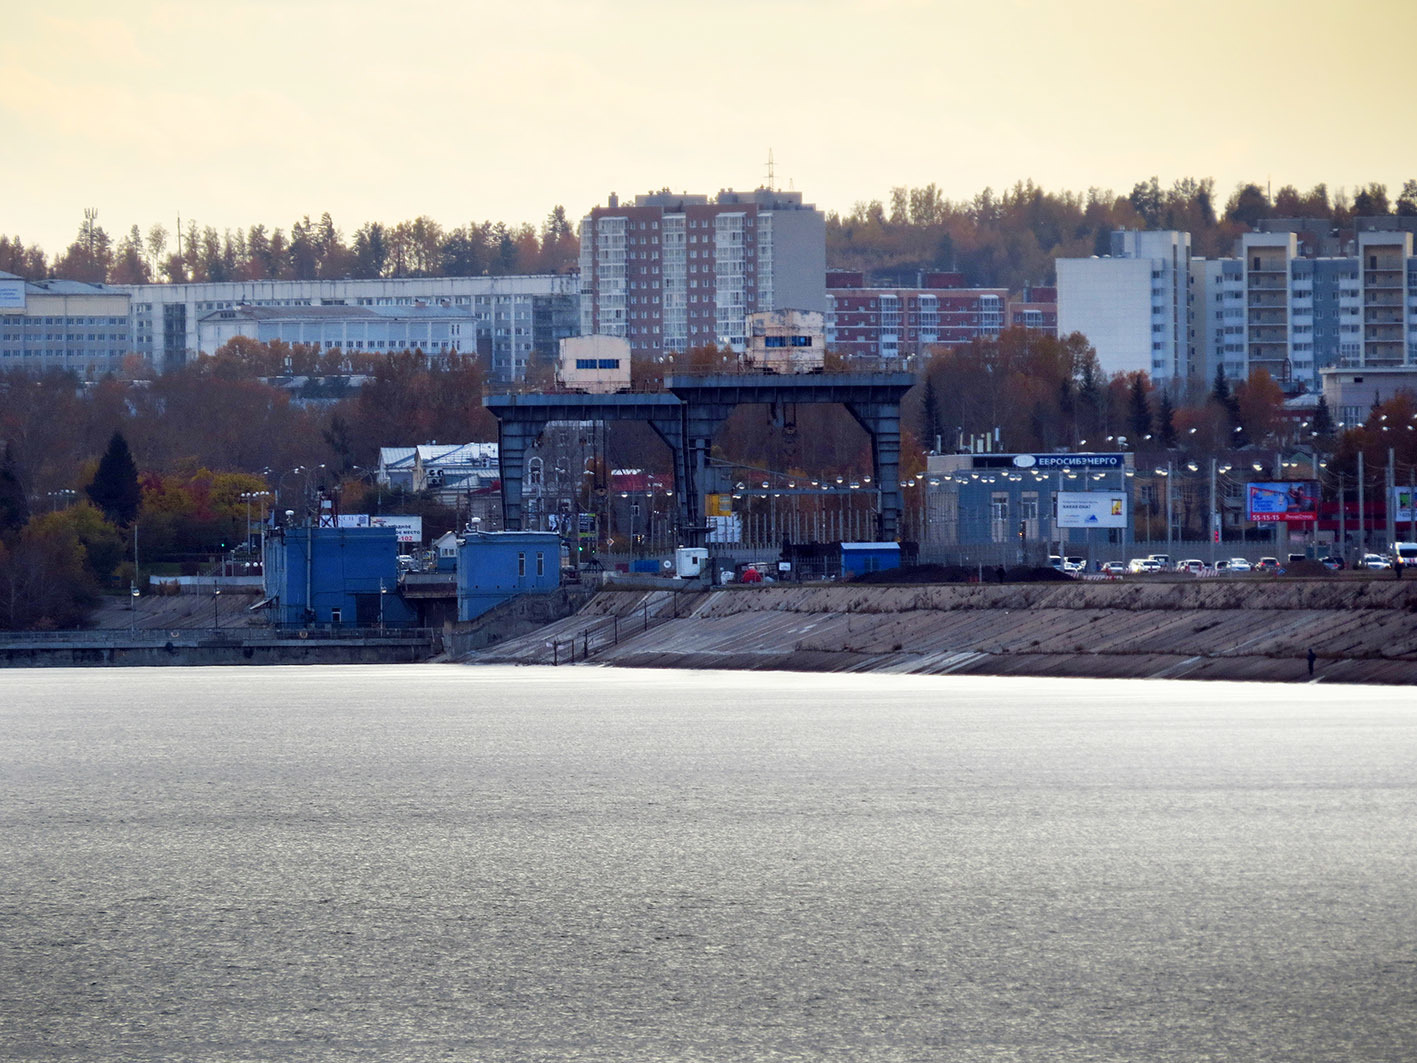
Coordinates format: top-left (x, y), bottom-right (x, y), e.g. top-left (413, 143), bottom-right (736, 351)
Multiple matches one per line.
top-left (1055, 492), bottom-right (1127, 529)
top-left (0, 279), bottom-right (24, 310)
top-left (1393, 486), bottom-right (1417, 524)
top-left (1246, 481), bottom-right (1318, 522)
top-left (1015, 452), bottom-right (1125, 470)
top-left (336, 514), bottom-right (371, 528)
top-left (369, 515), bottom-right (423, 543)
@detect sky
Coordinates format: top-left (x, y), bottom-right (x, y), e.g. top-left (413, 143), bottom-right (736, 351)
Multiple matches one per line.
top-left (4, 0), bottom-right (1415, 258)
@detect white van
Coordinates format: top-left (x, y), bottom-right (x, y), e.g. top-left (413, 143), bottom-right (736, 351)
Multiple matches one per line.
top-left (1394, 542), bottom-right (1417, 566)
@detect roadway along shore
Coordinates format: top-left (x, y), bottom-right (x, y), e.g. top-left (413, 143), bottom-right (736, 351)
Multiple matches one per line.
top-left (463, 578), bottom-right (1417, 684)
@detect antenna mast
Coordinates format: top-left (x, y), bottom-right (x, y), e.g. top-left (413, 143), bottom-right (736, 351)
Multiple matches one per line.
top-left (765, 149), bottom-right (775, 191)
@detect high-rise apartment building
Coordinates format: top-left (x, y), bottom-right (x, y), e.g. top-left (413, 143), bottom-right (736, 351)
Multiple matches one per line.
top-left (1061, 221), bottom-right (1417, 392)
top-left (1056, 230), bottom-right (1193, 384)
top-left (577, 189), bottom-right (826, 357)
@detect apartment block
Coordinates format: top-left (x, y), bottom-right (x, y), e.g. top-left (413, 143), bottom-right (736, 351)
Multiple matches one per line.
top-left (1056, 230), bottom-right (1193, 384)
top-left (824, 271), bottom-right (1044, 360)
top-left (577, 188), bottom-right (826, 357)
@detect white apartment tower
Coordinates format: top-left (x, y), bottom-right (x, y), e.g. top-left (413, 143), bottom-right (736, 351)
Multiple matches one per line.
top-left (1056, 230), bottom-right (1192, 384)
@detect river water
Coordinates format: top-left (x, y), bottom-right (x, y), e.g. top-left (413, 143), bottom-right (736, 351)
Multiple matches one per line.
top-left (2, 666), bottom-right (1414, 1061)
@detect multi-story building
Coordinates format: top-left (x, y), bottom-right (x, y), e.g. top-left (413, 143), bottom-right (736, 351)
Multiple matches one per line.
top-left (577, 188), bottom-right (826, 357)
top-left (0, 271), bottom-right (133, 378)
top-left (825, 271), bottom-right (1041, 360)
top-left (115, 275), bottom-right (579, 382)
top-left (1072, 221), bottom-right (1417, 392)
top-left (1056, 230), bottom-right (1193, 385)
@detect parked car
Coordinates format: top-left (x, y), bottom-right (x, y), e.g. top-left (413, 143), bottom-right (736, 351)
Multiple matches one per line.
top-left (1255, 557), bottom-right (1280, 572)
top-left (1147, 553), bottom-right (1172, 570)
top-left (1360, 553), bottom-right (1392, 569)
top-left (1321, 556), bottom-right (1346, 570)
top-left (1177, 559), bottom-right (1206, 574)
top-left (1048, 555), bottom-right (1065, 571)
top-left (1226, 558), bottom-right (1252, 573)
top-left (1100, 561), bottom-right (1127, 575)
top-left (1128, 558), bottom-right (1162, 574)
top-left (1062, 556), bottom-right (1087, 574)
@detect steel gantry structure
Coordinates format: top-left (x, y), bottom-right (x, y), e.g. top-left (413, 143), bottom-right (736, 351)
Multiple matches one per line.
top-left (484, 371), bottom-right (915, 545)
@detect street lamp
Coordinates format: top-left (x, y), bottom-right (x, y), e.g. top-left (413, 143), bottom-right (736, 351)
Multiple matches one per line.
top-left (212, 586), bottom-right (222, 630)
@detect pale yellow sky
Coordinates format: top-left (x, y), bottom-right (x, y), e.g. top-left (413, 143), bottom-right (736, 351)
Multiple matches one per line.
top-left (4, 0), bottom-right (1415, 258)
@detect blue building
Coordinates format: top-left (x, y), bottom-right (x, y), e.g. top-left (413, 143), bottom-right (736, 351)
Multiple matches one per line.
top-left (264, 526), bottom-right (416, 628)
top-left (458, 531), bottom-right (561, 621)
top-left (841, 542), bottom-right (902, 578)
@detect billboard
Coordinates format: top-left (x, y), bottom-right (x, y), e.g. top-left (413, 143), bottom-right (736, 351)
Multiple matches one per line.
top-left (1393, 487), bottom-right (1417, 524)
top-left (1247, 481), bottom-right (1318, 522)
top-left (706, 514), bottom-right (742, 543)
top-left (0, 279), bottom-right (24, 310)
top-left (1055, 491), bottom-right (1127, 529)
top-left (369, 515), bottom-right (423, 543)
top-left (336, 514), bottom-right (371, 528)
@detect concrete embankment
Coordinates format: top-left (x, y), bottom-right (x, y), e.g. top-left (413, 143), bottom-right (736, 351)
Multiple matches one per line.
top-left (466, 578), bottom-right (1417, 684)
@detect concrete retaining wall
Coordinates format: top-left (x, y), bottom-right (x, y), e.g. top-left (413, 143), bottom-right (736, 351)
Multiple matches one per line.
top-left (466, 579), bottom-right (1417, 685)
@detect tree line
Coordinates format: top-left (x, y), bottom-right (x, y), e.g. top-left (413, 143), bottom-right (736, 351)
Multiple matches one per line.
top-left (0, 207), bottom-right (579, 285)
top-left (826, 177), bottom-right (1417, 292)
top-left (5, 176), bottom-right (1415, 292)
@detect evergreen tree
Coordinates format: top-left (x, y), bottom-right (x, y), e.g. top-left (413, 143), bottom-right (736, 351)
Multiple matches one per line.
top-left (0, 442), bottom-right (27, 534)
top-left (919, 375), bottom-right (941, 449)
top-left (1156, 393), bottom-right (1178, 449)
top-left (1127, 374), bottom-right (1152, 441)
top-left (1311, 394), bottom-right (1335, 439)
top-left (85, 431), bottom-right (141, 526)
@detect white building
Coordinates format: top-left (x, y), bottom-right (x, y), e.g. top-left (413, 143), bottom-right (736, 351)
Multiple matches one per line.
top-left (556, 335), bottom-right (631, 393)
top-left (0, 271), bottom-right (133, 378)
top-left (114, 274), bottom-right (579, 381)
top-left (1056, 230), bottom-right (1192, 384)
top-left (744, 308), bottom-right (825, 372)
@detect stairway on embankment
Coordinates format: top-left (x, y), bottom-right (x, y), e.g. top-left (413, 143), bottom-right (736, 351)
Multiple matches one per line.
top-left (463, 578), bottom-right (1417, 685)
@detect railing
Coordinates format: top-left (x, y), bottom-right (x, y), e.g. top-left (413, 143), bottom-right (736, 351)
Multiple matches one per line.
top-left (549, 592), bottom-right (687, 664)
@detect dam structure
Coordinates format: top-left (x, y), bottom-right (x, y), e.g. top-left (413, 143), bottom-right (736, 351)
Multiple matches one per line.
top-left (484, 371), bottom-right (915, 545)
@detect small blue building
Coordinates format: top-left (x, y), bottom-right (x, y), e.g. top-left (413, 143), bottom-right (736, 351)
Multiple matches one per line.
top-left (458, 531), bottom-right (561, 621)
top-left (264, 526), bottom-right (417, 628)
top-left (841, 542), bottom-right (902, 579)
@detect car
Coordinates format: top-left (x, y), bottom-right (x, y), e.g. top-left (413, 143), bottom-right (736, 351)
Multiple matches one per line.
top-left (397, 554), bottom-right (418, 572)
top-left (1255, 557), bottom-right (1280, 573)
top-left (1360, 553), bottom-right (1391, 569)
top-left (1100, 561), bottom-right (1127, 575)
top-left (1062, 556), bottom-right (1087, 574)
top-left (1147, 554), bottom-right (1172, 569)
top-left (1048, 555), bottom-right (1065, 571)
top-left (1177, 559), bottom-right (1206, 574)
top-left (1321, 556), bottom-right (1346, 571)
top-left (1226, 558), bottom-right (1252, 573)
top-left (1127, 558), bottom-right (1161, 574)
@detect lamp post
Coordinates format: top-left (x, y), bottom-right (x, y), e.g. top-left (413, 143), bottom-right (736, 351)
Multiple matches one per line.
top-left (212, 586), bottom-right (221, 630)
top-left (379, 579), bottom-right (387, 633)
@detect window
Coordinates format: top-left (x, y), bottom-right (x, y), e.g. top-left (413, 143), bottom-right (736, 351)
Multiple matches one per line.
top-left (518, 552), bottom-right (526, 577)
top-left (536, 552), bottom-right (545, 577)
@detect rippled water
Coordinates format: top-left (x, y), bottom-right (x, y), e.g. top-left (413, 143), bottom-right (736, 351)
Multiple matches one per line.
top-left (2, 666), bottom-right (1415, 1061)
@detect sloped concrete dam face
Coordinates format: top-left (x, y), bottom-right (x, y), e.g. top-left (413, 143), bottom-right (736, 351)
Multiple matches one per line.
top-left (470, 580), bottom-right (1417, 685)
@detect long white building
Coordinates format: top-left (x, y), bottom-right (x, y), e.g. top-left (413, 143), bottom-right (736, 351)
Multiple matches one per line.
top-left (114, 274), bottom-right (579, 381)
